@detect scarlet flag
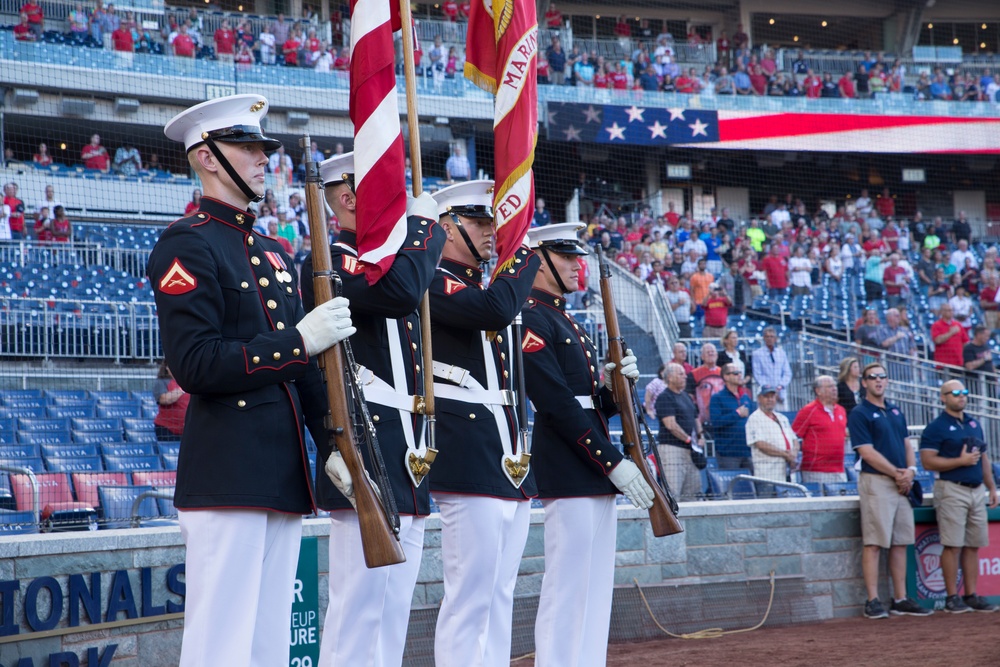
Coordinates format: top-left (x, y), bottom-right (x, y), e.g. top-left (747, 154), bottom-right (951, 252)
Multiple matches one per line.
top-left (464, 0), bottom-right (538, 277)
top-left (349, 0), bottom-right (407, 284)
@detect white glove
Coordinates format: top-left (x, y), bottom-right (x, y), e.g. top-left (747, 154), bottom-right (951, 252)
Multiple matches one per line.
top-left (608, 459), bottom-right (654, 509)
top-left (325, 451), bottom-right (355, 508)
top-left (296, 296), bottom-right (356, 355)
top-left (604, 348), bottom-right (639, 389)
top-left (406, 192), bottom-right (438, 221)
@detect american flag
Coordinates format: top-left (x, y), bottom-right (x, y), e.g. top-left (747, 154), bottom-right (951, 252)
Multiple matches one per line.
top-left (349, 0), bottom-right (408, 284)
top-left (546, 103), bottom-right (1000, 153)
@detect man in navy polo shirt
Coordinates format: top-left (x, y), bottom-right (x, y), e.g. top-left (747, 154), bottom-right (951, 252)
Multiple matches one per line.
top-left (920, 380), bottom-right (999, 613)
top-left (848, 362), bottom-right (932, 619)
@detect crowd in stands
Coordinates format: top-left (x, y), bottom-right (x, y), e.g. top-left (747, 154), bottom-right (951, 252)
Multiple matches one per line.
top-left (4, 134), bottom-right (166, 179)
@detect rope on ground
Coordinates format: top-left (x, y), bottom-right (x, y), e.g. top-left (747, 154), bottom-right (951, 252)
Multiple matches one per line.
top-left (633, 570), bottom-right (777, 640)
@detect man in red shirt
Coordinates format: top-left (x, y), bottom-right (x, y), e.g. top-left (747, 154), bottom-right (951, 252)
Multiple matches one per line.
top-left (3, 182), bottom-right (26, 239)
top-left (882, 253), bottom-right (908, 307)
top-left (761, 243), bottom-right (789, 297)
top-left (214, 18), bottom-right (235, 60)
top-left (172, 24), bottom-right (196, 58)
top-left (791, 375), bottom-right (848, 484)
top-left (702, 284), bottom-right (732, 339)
top-left (675, 69), bottom-right (697, 94)
top-left (876, 187), bottom-right (895, 218)
top-left (544, 2), bottom-right (562, 29)
top-left (803, 69), bottom-right (822, 98)
top-left (610, 62), bottom-right (629, 90)
top-left (20, 1), bottom-right (43, 36)
top-left (81, 134), bottom-right (110, 172)
top-left (665, 201), bottom-right (681, 227)
top-left (441, 0), bottom-right (458, 21)
top-left (112, 23), bottom-right (134, 52)
top-left (458, 1), bottom-right (471, 20)
top-left (282, 31), bottom-right (301, 66)
top-left (932, 303), bottom-right (970, 371)
top-left (838, 71), bottom-right (856, 98)
top-left (14, 12), bottom-right (35, 40)
top-left (862, 230), bottom-right (887, 254)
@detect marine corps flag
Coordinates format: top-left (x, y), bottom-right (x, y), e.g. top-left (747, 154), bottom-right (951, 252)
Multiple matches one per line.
top-left (464, 0), bottom-right (538, 276)
top-left (349, 0), bottom-right (408, 284)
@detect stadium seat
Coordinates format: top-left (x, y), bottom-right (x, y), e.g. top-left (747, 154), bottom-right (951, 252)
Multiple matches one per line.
top-left (49, 396), bottom-right (97, 407)
top-left (89, 391), bottom-right (132, 403)
top-left (822, 482), bottom-right (859, 496)
top-left (0, 443), bottom-right (41, 458)
top-left (0, 509), bottom-right (39, 535)
top-left (0, 390), bottom-right (44, 402)
top-left (72, 431), bottom-right (124, 445)
top-left (125, 429), bottom-right (158, 443)
top-left (44, 456), bottom-right (104, 473)
top-left (157, 442), bottom-right (180, 458)
top-left (706, 469), bottom-right (756, 499)
top-left (0, 457), bottom-right (47, 473)
top-left (47, 404), bottom-right (97, 419)
top-left (97, 485), bottom-right (160, 529)
top-left (10, 472), bottom-right (76, 511)
top-left (97, 404), bottom-right (141, 419)
top-left (17, 417), bottom-right (70, 432)
top-left (0, 475), bottom-right (15, 511)
top-left (103, 454), bottom-right (162, 472)
top-left (101, 442), bottom-right (156, 458)
top-left (0, 406), bottom-right (45, 418)
top-left (161, 452), bottom-right (178, 470)
top-left (71, 417), bottom-right (122, 432)
top-left (71, 471), bottom-right (129, 510)
top-left (40, 443), bottom-right (99, 459)
top-left (132, 470), bottom-right (176, 487)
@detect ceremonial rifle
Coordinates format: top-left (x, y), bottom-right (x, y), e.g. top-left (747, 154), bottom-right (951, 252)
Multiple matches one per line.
top-left (597, 246), bottom-right (683, 537)
top-left (301, 134), bottom-right (406, 568)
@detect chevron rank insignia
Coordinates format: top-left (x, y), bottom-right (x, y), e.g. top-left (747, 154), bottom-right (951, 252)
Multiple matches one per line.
top-left (521, 329), bottom-right (546, 353)
top-left (341, 255), bottom-right (364, 276)
top-left (443, 278), bottom-right (466, 295)
top-left (158, 258), bottom-right (197, 295)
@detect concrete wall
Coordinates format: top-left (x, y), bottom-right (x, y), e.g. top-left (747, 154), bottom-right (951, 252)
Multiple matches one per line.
top-left (0, 497), bottom-right (870, 665)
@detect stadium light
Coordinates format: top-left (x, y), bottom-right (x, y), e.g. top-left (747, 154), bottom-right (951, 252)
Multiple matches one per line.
top-left (821, 20), bottom-right (828, 27)
top-left (769, 18), bottom-right (775, 25)
top-left (12, 89), bottom-right (39, 106)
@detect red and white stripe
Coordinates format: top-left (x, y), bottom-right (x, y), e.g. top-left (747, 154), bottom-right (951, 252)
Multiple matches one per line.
top-left (349, 0), bottom-right (407, 285)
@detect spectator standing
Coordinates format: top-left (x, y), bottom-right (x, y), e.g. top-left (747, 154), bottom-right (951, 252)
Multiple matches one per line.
top-left (33, 143), bottom-right (53, 167)
top-left (21, 0), bottom-right (43, 36)
top-left (919, 380), bottom-right (999, 613)
top-left (848, 363), bottom-right (930, 619)
top-left (3, 183), bottom-right (25, 239)
top-left (718, 329), bottom-right (751, 382)
top-left (268, 145), bottom-right (293, 190)
top-left (672, 342), bottom-right (694, 375)
top-left (265, 219), bottom-right (294, 254)
top-left (882, 253), bottom-right (908, 307)
top-left (981, 274), bottom-right (1000, 333)
top-left (172, 24), bottom-right (196, 58)
top-left (184, 188), bottom-right (202, 216)
top-left (214, 18), bottom-right (236, 61)
top-left (761, 243), bottom-right (789, 298)
top-left (36, 184), bottom-right (62, 220)
top-left (792, 376), bottom-right (848, 485)
top-left (114, 141), bottom-right (142, 177)
top-left (573, 52), bottom-right (595, 86)
top-left (665, 276), bottom-right (692, 339)
top-left (82, 135), bottom-right (110, 172)
top-left (51, 206), bottom-right (72, 242)
top-left (655, 363), bottom-right (703, 501)
top-left (445, 145), bottom-right (471, 182)
top-left (533, 197), bottom-right (550, 227)
top-left (281, 28), bottom-right (301, 67)
top-left (546, 37), bottom-right (566, 85)
top-left (709, 363), bottom-right (754, 471)
top-left (962, 325), bottom-right (995, 394)
top-left (952, 211), bottom-right (972, 244)
top-left (702, 284), bottom-right (731, 339)
top-left (836, 356), bottom-right (864, 413)
top-left (863, 249), bottom-right (884, 305)
top-left (751, 327), bottom-right (792, 406)
top-left (257, 24), bottom-right (276, 65)
top-left (686, 343), bottom-right (724, 426)
top-left (271, 13), bottom-right (289, 47)
top-left (101, 3), bottom-right (120, 43)
top-left (745, 386), bottom-right (798, 490)
top-left (788, 244), bottom-right (812, 295)
top-left (111, 20), bottom-right (134, 52)
top-left (153, 363), bottom-right (189, 441)
top-left (543, 2), bottom-right (562, 29)
top-left (67, 3), bottom-right (89, 42)
top-left (689, 259), bottom-right (713, 316)
top-left (0, 200), bottom-right (11, 241)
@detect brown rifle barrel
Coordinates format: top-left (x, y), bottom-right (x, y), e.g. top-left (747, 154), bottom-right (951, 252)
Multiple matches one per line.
top-left (597, 251), bottom-right (684, 537)
top-left (302, 141), bottom-right (406, 568)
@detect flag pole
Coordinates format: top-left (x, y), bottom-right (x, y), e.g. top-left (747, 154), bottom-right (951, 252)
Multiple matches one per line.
top-left (399, 0), bottom-right (437, 461)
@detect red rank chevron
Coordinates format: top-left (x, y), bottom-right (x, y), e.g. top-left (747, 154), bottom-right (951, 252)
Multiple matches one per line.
top-left (521, 329), bottom-right (545, 353)
top-left (350, 0), bottom-right (408, 285)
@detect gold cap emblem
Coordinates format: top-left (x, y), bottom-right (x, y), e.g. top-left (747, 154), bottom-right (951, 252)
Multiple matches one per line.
top-left (250, 100), bottom-right (266, 113)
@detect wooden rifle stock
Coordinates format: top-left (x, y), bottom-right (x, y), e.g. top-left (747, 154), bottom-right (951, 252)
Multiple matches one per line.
top-left (597, 248), bottom-right (684, 537)
top-left (301, 140), bottom-right (405, 568)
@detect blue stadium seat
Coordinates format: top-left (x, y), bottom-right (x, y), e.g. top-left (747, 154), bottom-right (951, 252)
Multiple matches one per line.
top-left (102, 454), bottom-right (162, 472)
top-left (0, 390), bottom-right (45, 403)
top-left (70, 472), bottom-right (129, 513)
top-left (40, 443), bottom-right (99, 459)
top-left (156, 495), bottom-right (176, 517)
top-left (122, 417), bottom-right (154, 433)
top-left (17, 417), bottom-right (69, 432)
top-left (157, 442), bottom-right (180, 457)
top-left (161, 453), bottom-right (178, 471)
top-left (49, 396), bottom-right (97, 407)
top-left (44, 456), bottom-right (104, 473)
top-left (97, 404), bottom-right (141, 419)
top-left (17, 431), bottom-right (72, 445)
top-left (47, 404), bottom-right (97, 419)
top-left (101, 442), bottom-right (156, 458)
top-left (0, 457), bottom-right (47, 473)
top-left (0, 444), bottom-right (41, 458)
top-left (1, 398), bottom-right (47, 410)
top-left (823, 482), bottom-right (859, 496)
top-left (125, 429), bottom-right (158, 443)
top-left (706, 469), bottom-right (756, 499)
top-left (0, 509), bottom-right (39, 535)
top-left (97, 485), bottom-right (160, 529)
top-left (72, 431), bottom-right (124, 445)
top-left (45, 390), bottom-right (89, 401)
top-left (0, 475), bottom-right (15, 510)
top-left (132, 470), bottom-right (176, 488)
top-left (90, 391), bottom-right (132, 403)
top-left (0, 406), bottom-right (45, 418)
top-left (70, 417), bottom-right (122, 432)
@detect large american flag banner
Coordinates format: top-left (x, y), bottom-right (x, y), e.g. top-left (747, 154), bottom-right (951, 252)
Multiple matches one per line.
top-left (546, 102), bottom-right (1000, 153)
top-left (349, 0), bottom-right (407, 284)
top-left (465, 0), bottom-right (538, 275)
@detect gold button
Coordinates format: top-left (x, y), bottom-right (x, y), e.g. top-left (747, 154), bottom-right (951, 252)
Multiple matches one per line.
top-left (413, 241), bottom-right (420, 246)
top-left (267, 299), bottom-right (277, 309)
top-left (407, 322), bottom-right (413, 330)
top-left (593, 381), bottom-right (598, 387)
top-left (586, 351), bottom-right (592, 358)
top-left (241, 281), bottom-right (249, 289)
top-left (420, 220), bottom-right (427, 226)
top-left (198, 213), bottom-right (207, 219)
top-left (565, 338), bottom-right (572, 344)
top-left (273, 352), bottom-right (281, 360)
top-left (554, 299), bottom-right (560, 306)
top-left (528, 299), bottom-right (535, 304)
top-left (251, 256), bottom-right (261, 266)
top-left (411, 342), bottom-right (417, 350)
top-left (500, 353), bottom-right (506, 360)
top-left (606, 461), bottom-right (612, 467)
top-left (496, 335), bottom-right (503, 343)
top-left (580, 336), bottom-right (585, 342)
top-left (293, 348), bottom-right (300, 356)
top-left (574, 324), bottom-right (579, 330)
top-left (259, 277), bottom-right (269, 287)
top-left (509, 269), bottom-right (514, 274)
top-left (595, 449), bottom-right (601, 455)
top-left (415, 365), bottom-right (420, 372)
top-left (586, 439), bottom-right (592, 445)
top-left (276, 322), bottom-right (285, 330)
top-left (515, 259), bottom-right (521, 264)
top-left (373, 415), bottom-right (380, 423)
top-left (469, 413), bottom-right (476, 419)
top-left (247, 237), bottom-right (254, 246)
top-left (503, 370), bottom-right (509, 378)
top-left (287, 287), bottom-right (293, 293)
top-left (237, 400), bottom-right (246, 408)
top-left (252, 356), bottom-right (260, 364)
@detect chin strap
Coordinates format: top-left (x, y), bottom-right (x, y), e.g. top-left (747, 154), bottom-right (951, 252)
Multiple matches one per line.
top-left (539, 247), bottom-right (571, 295)
top-left (202, 136), bottom-right (263, 203)
top-left (448, 212), bottom-right (487, 265)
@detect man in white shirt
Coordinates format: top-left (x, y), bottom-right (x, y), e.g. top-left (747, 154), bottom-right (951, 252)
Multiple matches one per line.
top-left (769, 202), bottom-right (790, 228)
top-left (855, 188), bottom-right (873, 219)
top-left (745, 385), bottom-right (798, 492)
top-left (950, 239), bottom-right (978, 271)
top-left (751, 327), bottom-right (793, 406)
top-left (36, 184), bottom-right (62, 222)
top-left (445, 145), bottom-right (471, 182)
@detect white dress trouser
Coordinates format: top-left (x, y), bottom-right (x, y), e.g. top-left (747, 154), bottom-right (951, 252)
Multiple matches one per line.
top-left (178, 508), bottom-right (302, 667)
top-left (319, 512), bottom-right (425, 667)
top-left (534, 496), bottom-right (618, 667)
top-left (434, 494), bottom-right (531, 667)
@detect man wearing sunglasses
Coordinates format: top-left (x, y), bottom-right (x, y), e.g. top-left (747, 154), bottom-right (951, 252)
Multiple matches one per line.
top-left (847, 363), bottom-right (932, 619)
top-left (919, 380), bottom-right (999, 613)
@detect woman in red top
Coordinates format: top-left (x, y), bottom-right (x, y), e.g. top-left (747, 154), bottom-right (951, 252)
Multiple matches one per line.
top-left (33, 142), bottom-right (53, 167)
top-left (51, 205), bottom-right (72, 242)
top-left (34, 209), bottom-right (54, 241)
top-left (184, 188), bottom-right (201, 216)
top-left (593, 62), bottom-right (609, 88)
top-left (153, 363), bottom-right (189, 441)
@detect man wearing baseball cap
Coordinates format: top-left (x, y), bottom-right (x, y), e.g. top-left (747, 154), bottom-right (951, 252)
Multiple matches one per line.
top-left (148, 94), bottom-right (356, 665)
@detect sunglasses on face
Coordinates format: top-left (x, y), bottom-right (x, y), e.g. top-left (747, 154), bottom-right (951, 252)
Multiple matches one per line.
top-left (864, 373), bottom-right (888, 380)
top-left (945, 389), bottom-right (969, 396)
top-left (724, 371), bottom-right (741, 375)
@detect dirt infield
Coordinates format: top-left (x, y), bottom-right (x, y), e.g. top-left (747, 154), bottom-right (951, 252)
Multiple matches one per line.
top-left (517, 611), bottom-right (1000, 666)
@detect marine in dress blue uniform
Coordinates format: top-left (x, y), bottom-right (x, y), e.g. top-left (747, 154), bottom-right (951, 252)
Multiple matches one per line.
top-left (521, 223), bottom-right (652, 667)
top-left (147, 95), bottom-right (356, 667)
top-left (300, 153), bottom-right (446, 667)
top-left (428, 180), bottom-right (541, 667)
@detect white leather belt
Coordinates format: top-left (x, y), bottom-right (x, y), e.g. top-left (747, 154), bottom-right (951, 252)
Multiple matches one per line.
top-left (531, 395), bottom-right (596, 411)
top-left (433, 382), bottom-right (516, 407)
top-left (358, 366), bottom-right (423, 413)
top-left (432, 361), bottom-right (473, 388)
